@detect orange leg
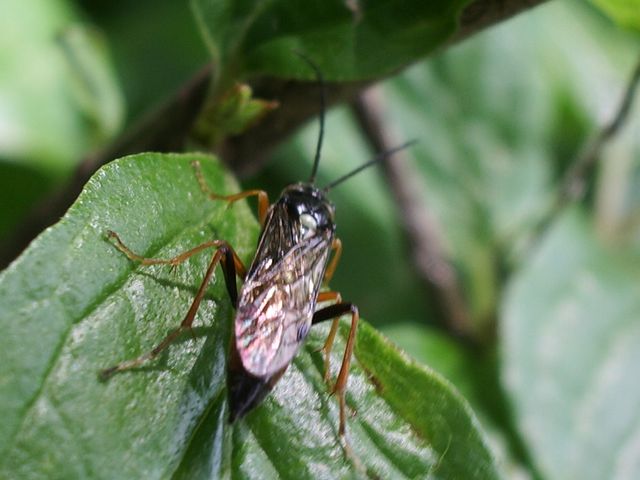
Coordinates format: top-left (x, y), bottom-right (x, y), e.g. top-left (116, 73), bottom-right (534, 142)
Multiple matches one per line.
top-left (316, 240), bottom-right (343, 383)
top-left (106, 230), bottom-right (246, 278)
top-left (323, 238), bottom-right (342, 285)
top-left (316, 291), bottom-right (342, 303)
top-left (312, 300), bottom-right (359, 436)
top-left (100, 233), bottom-right (246, 380)
top-left (315, 290), bottom-right (342, 382)
top-left (191, 160), bottom-right (270, 226)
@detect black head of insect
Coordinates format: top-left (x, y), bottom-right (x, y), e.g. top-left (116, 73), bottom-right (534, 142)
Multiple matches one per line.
top-left (274, 53), bottom-right (415, 241)
top-left (281, 183), bottom-right (336, 236)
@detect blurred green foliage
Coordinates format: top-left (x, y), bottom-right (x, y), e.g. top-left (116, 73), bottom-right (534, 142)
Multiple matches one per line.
top-left (0, 0), bottom-right (123, 238)
top-left (590, 0), bottom-right (640, 32)
top-left (191, 0), bottom-right (469, 84)
top-left (504, 208), bottom-right (640, 479)
top-left (78, 0), bottom-right (208, 122)
top-left (1, 0), bottom-right (640, 478)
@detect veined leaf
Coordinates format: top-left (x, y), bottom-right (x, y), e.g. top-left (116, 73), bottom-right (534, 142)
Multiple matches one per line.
top-left (0, 153), bottom-right (499, 479)
top-left (191, 0), bottom-right (471, 82)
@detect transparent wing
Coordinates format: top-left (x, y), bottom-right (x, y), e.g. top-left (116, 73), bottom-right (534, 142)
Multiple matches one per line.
top-left (235, 204), bottom-right (333, 377)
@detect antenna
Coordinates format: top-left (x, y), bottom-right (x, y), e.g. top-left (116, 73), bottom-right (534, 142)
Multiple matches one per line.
top-left (293, 51), bottom-right (326, 184)
top-left (322, 140), bottom-right (417, 191)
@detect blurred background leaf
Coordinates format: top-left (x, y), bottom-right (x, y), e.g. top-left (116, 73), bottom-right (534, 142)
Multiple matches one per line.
top-left (502, 208), bottom-right (640, 479)
top-left (0, 0), bottom-right (123, 239)
top-left (78, 0), bottom-right (208, 122)
top-left (191, 0), bottom-right (471, 84)
top-left (588, 0), bottom-right (640, 32)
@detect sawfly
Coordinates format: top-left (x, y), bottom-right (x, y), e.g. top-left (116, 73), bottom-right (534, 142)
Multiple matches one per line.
top-left (100, 56), bottom-right (413, 438)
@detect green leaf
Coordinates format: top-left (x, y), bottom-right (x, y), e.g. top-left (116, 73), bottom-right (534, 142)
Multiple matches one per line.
top-left (0, 153), bottom-right (499, 479)
top-left (382, 325), bottom-right (531, 478)
top-left (56, 25), bottom-right (124, 142)
top-left (81, 1), bottom-right (208, 120)
top-left (502, 208), bottom-right (640, 480)
top-left (193, 83), bottom-right (279, 146)
top-left (0, 0), bottom-right (123, 173)
top-left (588, 0), bottom-right (640, 32)
top-left (0, 0), bottom-right (123, 238)
top-left (191, 0), bottom-right (471, 83)
top-left (382, 325), bottom-right (479, 401)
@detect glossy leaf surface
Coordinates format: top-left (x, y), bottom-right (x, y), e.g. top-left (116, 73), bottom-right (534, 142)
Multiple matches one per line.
top-left (0, 153), bottom-right (499, 479)
top-left (191, 0), bottom-right (470, 81)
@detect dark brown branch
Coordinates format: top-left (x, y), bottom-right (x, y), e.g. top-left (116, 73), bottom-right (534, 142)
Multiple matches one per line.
top-left (560, 52), bottom-right (640, 204)
top-left (0, 0), bottom-right (549, 269)
top-left (532, 51), bottom-right (640, 239)
top-left (450, 0), bottom-right (550, 45)
top-left (351, 87), bottom-right (474, 339)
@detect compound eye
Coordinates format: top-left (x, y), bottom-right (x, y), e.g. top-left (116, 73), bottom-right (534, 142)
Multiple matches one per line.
top-left (299, 213), bottom-right (317, 238)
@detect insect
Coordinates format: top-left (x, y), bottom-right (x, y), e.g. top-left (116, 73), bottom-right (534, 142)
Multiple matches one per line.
top-left (100, 57), bottom-right (413, 438)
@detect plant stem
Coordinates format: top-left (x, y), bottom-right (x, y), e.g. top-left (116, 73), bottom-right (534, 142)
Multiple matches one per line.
top-left (532, 51), bottom-right (640, 240)
top-left (351, 87), bottom-right (474, 340)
